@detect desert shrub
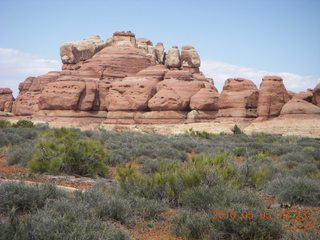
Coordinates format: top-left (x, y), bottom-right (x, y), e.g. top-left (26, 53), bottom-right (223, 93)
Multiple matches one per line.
top-left (6, 141), bottom-right (35, 166)
top-left (118, 154), bottom-right (241, 204)
top-left (28, 128), bottom-right (110, 176)
top-left (0, 131), bottom-right (9, 147)
top-left (281, 231), bottom-right (320, 240)
top-left (180, 185), bottom-right (262, 212)
top-left (0, 182), bottom-right (68, 215)
top-left (0, 198), bottom-right (130, 240)
top-left (0, 119), bottom-right (12, 128)
top-left (172, 208), bottom-right (282, 240)
top-left (12, 120), bottom-right (34, 128)
top-left (266, 176), bottom-right (320, 206)
top-left (209, 205), bottom-right (283, 240)
top-left (75, 187), bottom-right (165, 226)
top-left (231, 124), bottom-right (244, 135)
top-left (310, 149), bottom-right (320, 161)
top-left (34, 122), bottom-right (49, 130)
top-left (172, 211), bottom-right (213, 240)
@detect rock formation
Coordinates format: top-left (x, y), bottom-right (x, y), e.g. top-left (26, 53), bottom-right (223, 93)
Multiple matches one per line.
top-left (2, 31), bottom-right (319, 125)
top-left (313, 83), bottom-right (320, 107)
top-left (257, 76), bottom-right (290, 118)
top-left (217, 78), bottom-right (259, 118)
top-left (60, 35), bottom-right (105, 64)
top-left (0, 88), bottom-right (14, 112)
top-left (280, 98), bottom-right (320, 115)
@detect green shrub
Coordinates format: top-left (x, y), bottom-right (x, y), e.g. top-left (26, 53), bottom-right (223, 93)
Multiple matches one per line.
top-left (0, 119), bottom-right (12, 128)
top-left (171, 211), bottom-right (213, 240)
top-left (6, 141), bottom-right (35, 166)
top-left (0, 182), bottom-right (68, 215)
top-left (12, 120), bottom-right (34, 128)
top-left (266, 176), bottom-right (320, 206)
top-left (28, 128), bottom-right (110, 177)
top-left (231, 125), bottom-right (244, 135)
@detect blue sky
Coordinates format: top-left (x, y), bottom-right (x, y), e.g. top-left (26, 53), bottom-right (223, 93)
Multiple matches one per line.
top-left (0, 0), bottom-right (319, 96)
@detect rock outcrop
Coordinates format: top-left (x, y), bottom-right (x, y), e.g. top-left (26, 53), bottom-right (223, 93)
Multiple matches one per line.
top-left (165, 46), bottom-right (181, 68)
top-left (313, 83), bottom-right (320, 107)
top-left (294, 89), bottom-right (313, 102)
top-left (0, 88), bottom-right (14, 112)
top-left (12, 72), bottom-right (60, 115)
top-left (60, 35), bottom-right (105, 64)
top-left (280, 98), bottom-right (320, 115)
top-left (181, 45), bottom-right (200, 68)
top-left (3, 30), bottom-right (319, 125)
top-left (217, 78), bottom-right (259, 118)
top-left (257, 76), bottom-right (290, 118)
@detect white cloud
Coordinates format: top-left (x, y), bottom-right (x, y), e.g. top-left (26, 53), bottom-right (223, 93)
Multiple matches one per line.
top-left (0, 48), bottom-right (61, 97)
top-left (201, 60), bottom-right (320, 93)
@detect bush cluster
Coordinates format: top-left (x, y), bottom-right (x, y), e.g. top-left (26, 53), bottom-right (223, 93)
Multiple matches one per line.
top-left (28, 128), bottom-right (111, 177)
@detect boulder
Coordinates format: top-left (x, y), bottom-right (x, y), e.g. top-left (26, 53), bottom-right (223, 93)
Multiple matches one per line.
top-left (181, 45), bottom-right (200, 68)
top-left (293, 89), bottom-right (313, 102)
top-left (0, 88), bottom-right (14, 112)
top-left (190, 86), bottom-right (219, 111)
top-left (165, 46), bottom-right (181, 68)
top-left (104, 77), bottom-right (158, 111)
top-left (280, 98), bottom-right (320, 115)
top-left (257, 76), bottom-right (290, 118)
top-left (155, 42), bottom-right (165, 64)
top-left (60, 35), bottom-right (105, 64)
top-left (217, 78), bottom-right (259, 118)
top-left (312, 83), bottom-right (320, 107)
top-left (148, 80), bottom-right (204, 110)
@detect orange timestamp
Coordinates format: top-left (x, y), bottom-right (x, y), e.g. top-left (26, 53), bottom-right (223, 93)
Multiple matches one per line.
top-left (210, 210), bottom-right (311, 220)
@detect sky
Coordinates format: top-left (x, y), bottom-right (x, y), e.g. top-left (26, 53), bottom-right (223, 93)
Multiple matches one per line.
top-left (0, 0), bottom-right (319, 96)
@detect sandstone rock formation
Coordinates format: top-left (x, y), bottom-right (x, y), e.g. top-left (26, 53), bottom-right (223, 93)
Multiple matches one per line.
top-left (181, 45), bottom-right (200, 68)
top-left (12, 72), bottom-right (60, 115)
top-left (0, 88), bottom-right (14, 112)
top-left (60, 35), bottom-right (105, 64)
top-left (280, 98), bottom-right (320, 115)
top-left (3, 30), bottom-right (319, 126)
top-left (257, 76), bottom-right (290, 118)
top-left (313, 83), bottom-right (320, 107)
top-left (217, 78), bottom-right (258, 118)
top-left (294, 89), bottom-right (313, 102)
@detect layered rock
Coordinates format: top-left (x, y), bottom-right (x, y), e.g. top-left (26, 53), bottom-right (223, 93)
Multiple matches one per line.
top-left (106, 31), bottom-right (136, 47)
top-left (190, 86), bottom-right (219, 111)
top-left (217, 78), bottom-right (259, 118)
top-left (313, 83), bottom-right (320, 107)
top-left (0, 88), bottom-right (14, 112)
top-left (148, 80), bottom-right (205, 110)
top-left (257, 76), bottom-right (290, 118)
top-left (103, 77), bottom-right (158, 111)
top-left (60, 35), bottom-right (105, 64)
top-left (280, 98), bottom-right (320, 115)
top-left (12, 72), bottom-right (60, 115)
